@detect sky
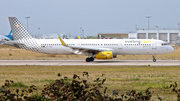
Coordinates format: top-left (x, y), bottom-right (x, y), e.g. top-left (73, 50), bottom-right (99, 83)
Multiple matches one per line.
top-left (1, 0), bottom-right (180, 37)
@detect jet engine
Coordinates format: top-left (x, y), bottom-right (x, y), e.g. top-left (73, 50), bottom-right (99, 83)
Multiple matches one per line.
top-left (95, 51), bottom-right (114, 59)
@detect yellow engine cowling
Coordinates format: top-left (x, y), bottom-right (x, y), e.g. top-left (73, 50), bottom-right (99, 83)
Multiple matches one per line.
top-left (96, 51), bottom-right (113, 59)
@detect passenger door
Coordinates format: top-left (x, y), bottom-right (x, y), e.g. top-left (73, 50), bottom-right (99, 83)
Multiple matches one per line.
top-left (76, 42), bottom-right (81, 47)
top-left (118, 42), bottom-right (123, 49)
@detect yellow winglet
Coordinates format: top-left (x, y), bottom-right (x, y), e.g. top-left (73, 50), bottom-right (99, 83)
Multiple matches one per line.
top-left (58, 36), bottom-right (66, 46)
top-left (78, 36), bottom-right (81, 39)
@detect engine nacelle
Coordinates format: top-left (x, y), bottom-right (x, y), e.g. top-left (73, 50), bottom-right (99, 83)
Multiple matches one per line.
top-left (95, 51), bottom-right (113, 59)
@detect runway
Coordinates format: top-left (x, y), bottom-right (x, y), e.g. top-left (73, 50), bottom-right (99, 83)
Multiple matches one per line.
top-left (0, 60), bottom-right (179, 66)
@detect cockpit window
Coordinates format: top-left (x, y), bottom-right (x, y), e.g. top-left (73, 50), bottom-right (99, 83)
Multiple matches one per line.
top-left (161, 43), bottom-right (169, 46)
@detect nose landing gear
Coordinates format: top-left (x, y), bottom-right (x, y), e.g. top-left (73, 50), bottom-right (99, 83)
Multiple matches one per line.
top-left (153, 55), bottom-right (156, 62)
top-left (86, 57), bottom-right (94, 62)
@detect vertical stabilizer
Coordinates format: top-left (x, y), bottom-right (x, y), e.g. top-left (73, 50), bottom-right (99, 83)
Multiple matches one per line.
top-left (8, 17), bottom-right (32, 40)
top-left (8, 17), bottom-right (45, 53)
top-left (6, 30), bottom-right (13, 40)
top-left (8, 30), bottom-right (12, 36)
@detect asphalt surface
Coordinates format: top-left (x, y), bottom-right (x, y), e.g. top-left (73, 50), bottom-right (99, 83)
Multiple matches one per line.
top-left (0, 60), bottom-right (179, 66)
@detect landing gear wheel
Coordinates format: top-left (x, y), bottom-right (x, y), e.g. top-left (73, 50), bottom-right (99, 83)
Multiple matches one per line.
top-left (153, 55), bottom-right (156, 62)
top-left (90, 57), bottom-right (94, 62)
top-left (86, 57), bottom-right (94, 62)
top-left (86, 58), bottom-right (91, 62)
top-left (153, 59), bottom-right (156, 62)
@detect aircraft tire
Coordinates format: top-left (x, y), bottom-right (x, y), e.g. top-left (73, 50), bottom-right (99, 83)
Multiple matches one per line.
top-left (90, 57), bottom-right (94, 62)
top-left (153, 59), bottom-right (156, 62)
top-left (86, 58), bottom-right (91, 62)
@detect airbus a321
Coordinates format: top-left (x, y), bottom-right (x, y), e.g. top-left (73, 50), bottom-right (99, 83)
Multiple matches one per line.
top-left (7, 17), bottom-right (174, 62)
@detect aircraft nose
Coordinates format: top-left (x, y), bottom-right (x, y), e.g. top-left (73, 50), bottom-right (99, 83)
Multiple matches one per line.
top-left (170, 46), bottom-right (174, 53)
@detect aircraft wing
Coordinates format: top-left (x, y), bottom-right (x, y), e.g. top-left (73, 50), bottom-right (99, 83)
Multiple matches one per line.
top-left (68, 46), bottom-right (103, 53)
top-left (5, 41), bottom-right (24, 45)
top-left (58, 36), bottom-right (113, 54)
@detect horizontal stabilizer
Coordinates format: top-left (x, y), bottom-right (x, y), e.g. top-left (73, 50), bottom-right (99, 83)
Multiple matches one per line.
top-left (5, 41), bottom-right (24, 45)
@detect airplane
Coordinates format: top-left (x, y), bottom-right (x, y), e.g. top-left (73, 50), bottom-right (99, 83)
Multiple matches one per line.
top-left (7, 17), bottom-right (174, 62)
top-left (0, 30), bottom-right (13, 44)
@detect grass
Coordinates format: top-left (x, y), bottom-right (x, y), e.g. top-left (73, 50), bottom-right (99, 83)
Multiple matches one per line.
top-left (0, 45), bottom-right (180, 60)
top-left (10, 81), bottom-right (28, 88)
top-left (0, 45), bottom-right (180, 100)
top-left (0, 65), bottom-right (180, 100)
top-left (44, 79), bottom-right (55, 84)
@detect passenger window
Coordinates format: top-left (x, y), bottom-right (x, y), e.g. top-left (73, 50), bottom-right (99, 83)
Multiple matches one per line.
top-left (162, 43), bottom-right (168, 46)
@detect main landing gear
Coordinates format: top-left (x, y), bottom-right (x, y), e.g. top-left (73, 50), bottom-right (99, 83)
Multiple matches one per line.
top-left (86, 57), bottom-right (94, 62)
top-left (153, 55), bottom-right (156, 62)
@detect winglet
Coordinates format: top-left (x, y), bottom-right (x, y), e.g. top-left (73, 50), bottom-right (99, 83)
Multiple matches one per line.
top-left (78, 36), bottom-right (81, 39)
top-left (58, 36), bottom-right (66, 46)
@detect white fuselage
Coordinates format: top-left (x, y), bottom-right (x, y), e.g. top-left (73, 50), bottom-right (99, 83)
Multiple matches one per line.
top-left (8, 17), bottom-right (174, 59)
top-left (33, 39), bottom-right (174, 55)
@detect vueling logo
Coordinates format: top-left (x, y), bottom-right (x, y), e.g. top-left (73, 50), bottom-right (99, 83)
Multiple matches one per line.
top-left (141, 40), bottom-right (151, 43)
top-left (16, 25), bottom-right (19, 28)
